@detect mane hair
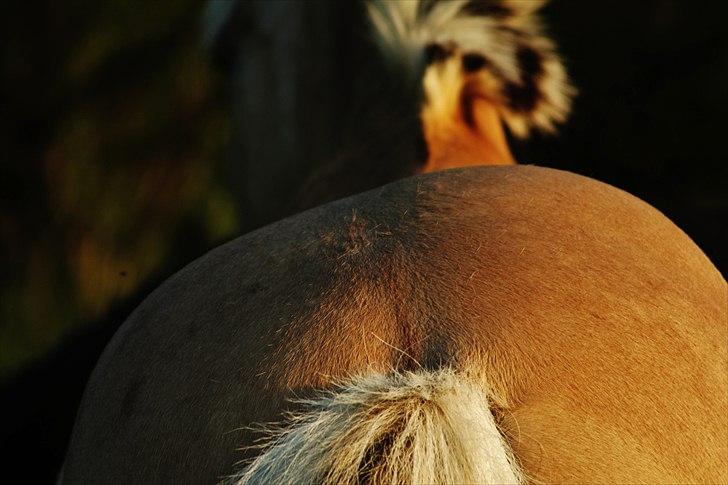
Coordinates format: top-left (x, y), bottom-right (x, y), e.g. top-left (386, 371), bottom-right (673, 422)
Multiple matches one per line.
top-left (366, 0), bottom-right (575, 137)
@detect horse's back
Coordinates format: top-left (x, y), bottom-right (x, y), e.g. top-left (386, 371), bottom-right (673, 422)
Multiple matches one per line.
top-left (63, 166), bottom-right (727, 483)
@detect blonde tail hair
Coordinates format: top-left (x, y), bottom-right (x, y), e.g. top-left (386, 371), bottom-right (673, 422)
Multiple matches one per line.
top-left (228, 369), bottom-right (522, 484)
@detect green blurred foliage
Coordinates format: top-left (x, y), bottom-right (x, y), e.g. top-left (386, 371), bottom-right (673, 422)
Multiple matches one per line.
top-left (0, 0), bottom-right (236, 382)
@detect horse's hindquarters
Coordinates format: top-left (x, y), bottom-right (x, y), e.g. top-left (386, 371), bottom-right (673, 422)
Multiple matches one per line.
top-left (62, 166), bottom-right (728, 484)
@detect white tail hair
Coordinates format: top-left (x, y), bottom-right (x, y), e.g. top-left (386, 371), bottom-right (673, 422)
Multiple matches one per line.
top-left (227, 369), bottom-right (523, 484)
top-left (366, 0), bottom-right (575, 137)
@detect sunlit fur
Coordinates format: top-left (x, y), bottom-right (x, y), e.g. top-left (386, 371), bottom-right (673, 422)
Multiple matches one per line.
top-left (62, 166), bottom-right (728, 483)
top-left (367, 0), bottom-right (575, 138)
top-left (228, 369), bottom-right (522, 485)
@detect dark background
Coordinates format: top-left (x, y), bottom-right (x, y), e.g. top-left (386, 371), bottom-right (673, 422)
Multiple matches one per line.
top-left (1, 1), bottom-right (726, 482)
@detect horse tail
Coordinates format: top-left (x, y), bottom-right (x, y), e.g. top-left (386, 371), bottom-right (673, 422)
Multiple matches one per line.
top-left (366, 0), bottom-right (575, 139)
top-left (230, 369), bottom-right (523, 484)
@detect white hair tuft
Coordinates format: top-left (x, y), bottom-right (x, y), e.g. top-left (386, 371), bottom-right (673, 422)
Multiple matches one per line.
top-left (227, 369), bottom-right (523, 484)
top-left (366, 0), bottom-right (575, 137)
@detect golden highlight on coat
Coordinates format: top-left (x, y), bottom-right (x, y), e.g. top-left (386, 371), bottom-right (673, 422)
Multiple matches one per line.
top-left (228, 370), bottom-right (522, 485)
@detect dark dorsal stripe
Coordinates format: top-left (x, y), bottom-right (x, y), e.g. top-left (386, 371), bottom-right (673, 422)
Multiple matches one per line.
top-left (505, 45), bottom-right (545, 113)
top-left (462, 53), bottom-right (489, 73)
top-left (463, 0), bottom-right (513, 19)
top-left (516, 45), bottom-right (544, 78)
top-left (424, 43), bottom-right (454, 66)
top-left (460, 85), bottom-right (478, 130)
top-left (417, 0), bottom-right (438, 17)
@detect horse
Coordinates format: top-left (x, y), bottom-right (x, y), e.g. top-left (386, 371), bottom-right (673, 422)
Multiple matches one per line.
top-left (61, 1), bottom-right (727, 483)
top-left (61, 165), bottom-right (727, 483)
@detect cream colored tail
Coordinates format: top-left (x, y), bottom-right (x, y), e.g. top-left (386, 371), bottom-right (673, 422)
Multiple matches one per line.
top-left (228, 369), bottom-right (522, 484)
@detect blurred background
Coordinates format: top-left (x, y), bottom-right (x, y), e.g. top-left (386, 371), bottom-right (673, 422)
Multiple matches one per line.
top-left (1, 0), bottom-right (726, 482)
